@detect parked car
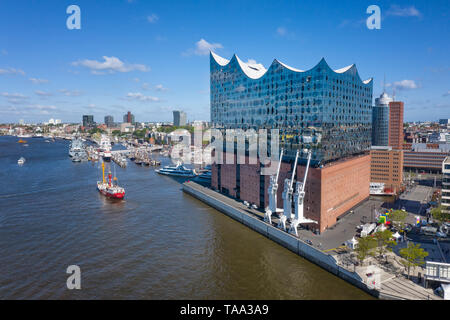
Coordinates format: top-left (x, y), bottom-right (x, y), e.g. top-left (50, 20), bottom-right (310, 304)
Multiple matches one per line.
top-left (436, 231), bottom-right (447, 238)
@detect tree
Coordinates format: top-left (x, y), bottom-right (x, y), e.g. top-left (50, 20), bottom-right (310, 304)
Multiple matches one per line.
top-left (431, 206), bottom-right (450, 226)
top-left (355, 236), bottom-right (377, 266)
top-left (389, 209), bottom-right (408, 232)
top-left (399, 243), bottom-right (428, 279)
top-left (373, 230), bottom-right (394, 258)
top-left (112, 130), bottom-right (121, 136)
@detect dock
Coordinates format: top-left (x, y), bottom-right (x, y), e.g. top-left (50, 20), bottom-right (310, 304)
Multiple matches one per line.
top-left (182, 181), bottom-right (442, 300)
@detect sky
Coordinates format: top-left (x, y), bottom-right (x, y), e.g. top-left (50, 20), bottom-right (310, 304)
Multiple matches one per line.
top-left (0, 0), bottom-right (449, 124)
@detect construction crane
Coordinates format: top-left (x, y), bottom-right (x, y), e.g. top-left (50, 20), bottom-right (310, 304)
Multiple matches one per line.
top-left (289, 149), bottom-right (318, 236)
top-left (279, 149), bottom-right (299, 231)
top-left (264, 148), bottom-right (284, 224)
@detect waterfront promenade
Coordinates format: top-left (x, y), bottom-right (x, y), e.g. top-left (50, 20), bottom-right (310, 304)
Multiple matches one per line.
top-left (183, 181), bottom-right (442, 300)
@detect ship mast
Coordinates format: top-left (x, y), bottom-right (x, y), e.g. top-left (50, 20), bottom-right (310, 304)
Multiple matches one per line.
top-left (102, 161), bottom-right (106, 184)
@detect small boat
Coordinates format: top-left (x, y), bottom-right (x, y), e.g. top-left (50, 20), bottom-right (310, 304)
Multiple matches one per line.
top-left (18, 139), bottom-right (27, 143)
top-left (97, 162), bottom-right (125, 199)
top-left (155, 161), bottom-right (196, 177)
top-left (18, 157), bottom-right (25, 165)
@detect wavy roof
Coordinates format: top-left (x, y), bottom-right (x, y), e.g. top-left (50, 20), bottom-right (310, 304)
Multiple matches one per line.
top-left (210, 51), bottom-right (372, 85)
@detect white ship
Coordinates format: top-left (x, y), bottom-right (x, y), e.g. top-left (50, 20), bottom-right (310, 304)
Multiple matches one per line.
top-left (98, 135), bottom-right (112, 162)
top-left (155, 161), bottom-right (196, 177)
top-left (18, 157), bottom-right (25, 165)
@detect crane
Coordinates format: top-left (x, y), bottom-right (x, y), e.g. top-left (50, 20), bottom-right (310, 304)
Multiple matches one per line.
top-left (264, 148), bottom-right (284, 224)
top-left (278, 149), bottom-right (299, 231)
top-left (289, 149), bottom-right (318, 236)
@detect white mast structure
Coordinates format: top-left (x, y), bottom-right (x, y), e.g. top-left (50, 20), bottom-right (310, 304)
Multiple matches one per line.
top-left (278, 149), bottom-right (299, 231)
top-left (264, 148), bottom-right (284, 224)
top-left (289, 149), bottom-right (318, 236)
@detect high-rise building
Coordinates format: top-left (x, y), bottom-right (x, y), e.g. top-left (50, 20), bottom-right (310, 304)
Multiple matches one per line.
top-left (105, 115), bottom-right (114, 127)
top-left (82, 115), bottom-right (94, 127)
top-left (372, 92), bottom-right (392, 146)
top-left (173, 110), bottom-right (187, 126)
top-left (388, 101), bottom-right (404, 150)
top-left (123, 111), bottom-right (135, 124)
top-left (210, 52), bottom-right (373, 233)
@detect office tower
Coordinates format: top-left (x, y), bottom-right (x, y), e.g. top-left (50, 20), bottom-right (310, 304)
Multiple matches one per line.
top-left (104, 115), bottom-right (114, 127)
top-left (123, 111), bottom-right (135, 124)
top-left (173, 110), bottom-right (187, 126)
top-left (372, 92), bottom-right (392, 146)
top-left (388, 101), bottom-right (404, 150)
top-left (82, 115), bottom-right (94, 127)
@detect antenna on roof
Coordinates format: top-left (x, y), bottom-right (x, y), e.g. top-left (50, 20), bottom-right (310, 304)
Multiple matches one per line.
top-left (393, 87), bottom-right (396, 101)
top-left (383, 74), bottom-right (386, 93)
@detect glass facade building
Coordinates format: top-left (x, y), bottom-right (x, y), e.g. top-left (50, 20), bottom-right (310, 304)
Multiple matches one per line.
top-left (210, 52), bottom-right (373, 165)
top-left (173, 110), bottom-right (187, 126)
top-left (371, 92), bottom-right (392, 146)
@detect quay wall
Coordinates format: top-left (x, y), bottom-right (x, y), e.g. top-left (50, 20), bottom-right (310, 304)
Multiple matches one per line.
top-left (182, 182), bottom-right (382, 299)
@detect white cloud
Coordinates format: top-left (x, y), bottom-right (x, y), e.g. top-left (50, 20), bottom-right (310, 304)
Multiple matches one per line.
top-left (387, 80), bottom-right (419, 90)
top-left (443, 90), bottom-right (450, 97)
top-left (59, 89), bottom-right (82, 96)
top-left (386, 5), bottom-right (422, 18)
top-left (1, 92), bottom-right (28, 105)
top-left (276, 27), bottom-right (287, 36)
top-left (155, 84), bottom-right (168, 92)
top-left (0, 67), bottom-right (25, 75)
top-left (246, 59), bottom-right (265, 70)
top-left (35, 90), bottom-right (53, 97)
top-left (147, 14), bottom-right (159, 23)
top-left (29, 78), bottom-right (49, 84)
top-left (142, 82), bottom-right (150, 90)
top-left (126, 92), bottom-right (160, 102)
top-left (184, 39), bottom-right (223, 56)
top-left (72, 56), bottom-right (150, 74)
top-left (1, 92), bottom-right (26, 98)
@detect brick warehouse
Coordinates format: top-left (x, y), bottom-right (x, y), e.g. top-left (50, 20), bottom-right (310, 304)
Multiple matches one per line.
top-left (211, 152), bottom-right (370, 233)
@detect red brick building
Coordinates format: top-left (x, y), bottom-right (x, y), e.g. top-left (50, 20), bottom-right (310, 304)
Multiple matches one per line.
top-left (212, 153), bottom-right (370, 233)
top-left (388, 101), bottom-right (404, 150)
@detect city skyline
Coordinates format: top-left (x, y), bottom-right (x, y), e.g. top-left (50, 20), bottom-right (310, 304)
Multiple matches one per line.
top-left (0, 0), bottom-right (449, 123)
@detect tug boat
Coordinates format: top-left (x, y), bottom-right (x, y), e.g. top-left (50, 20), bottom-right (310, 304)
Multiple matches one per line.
top-left (97, 162), bottom-right (125, 199)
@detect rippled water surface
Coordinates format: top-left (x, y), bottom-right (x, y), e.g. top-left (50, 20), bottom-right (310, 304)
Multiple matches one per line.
top-left (0, 136), bottom-right (372, 299)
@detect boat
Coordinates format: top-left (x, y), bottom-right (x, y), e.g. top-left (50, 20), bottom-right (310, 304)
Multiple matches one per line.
top-left (97, 162), bottom-right (125, 199)
top-left (17, 157), bottom-right (25, 165)
top-left (98, 135), bottom-right (112, 162)
top-left (69, 138), bottom-right (85, 157)
top-left (196, 170), bottom-right (211, 181)
top-left (155, 161), bottom-right (197, 177)
top-left (18, 139), bottom-right (27, 143)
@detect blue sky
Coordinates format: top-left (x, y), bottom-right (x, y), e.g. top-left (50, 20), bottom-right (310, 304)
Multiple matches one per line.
top-left (0, 0), bottom-right (449, 123)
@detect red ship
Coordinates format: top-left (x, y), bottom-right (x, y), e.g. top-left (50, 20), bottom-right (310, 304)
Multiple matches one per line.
top-left (97, 162), bottom-right (125, 199)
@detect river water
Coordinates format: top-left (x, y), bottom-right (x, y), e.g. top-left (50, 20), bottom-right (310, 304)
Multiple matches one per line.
top-left (0, 136), bottom-right (372, 299)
